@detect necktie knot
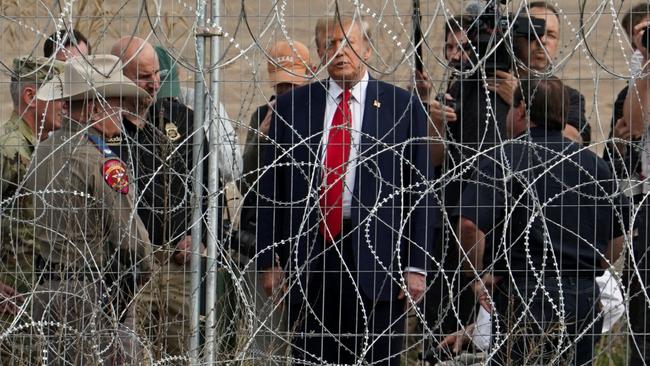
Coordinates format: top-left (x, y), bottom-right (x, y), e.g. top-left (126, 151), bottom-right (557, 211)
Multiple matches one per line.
top-left (341, 89), bottom-right (351, 104)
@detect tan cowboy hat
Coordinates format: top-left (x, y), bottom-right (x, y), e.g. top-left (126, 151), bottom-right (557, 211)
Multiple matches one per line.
top-left (36, 54), bottom-right (150, 102)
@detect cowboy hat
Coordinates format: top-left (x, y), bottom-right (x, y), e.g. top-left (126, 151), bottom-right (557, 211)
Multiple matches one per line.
top-left (36, 54), bottom-right (150, 102)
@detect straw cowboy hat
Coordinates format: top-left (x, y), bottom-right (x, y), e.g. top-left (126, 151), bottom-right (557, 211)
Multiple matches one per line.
top-left (36, 54), bottom-right (150, 101)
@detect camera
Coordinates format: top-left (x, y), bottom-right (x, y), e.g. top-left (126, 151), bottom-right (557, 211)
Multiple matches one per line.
top-left (643, 25), bottom-right (650, 51)
top-left (460, 1), bottom-right (546, 75)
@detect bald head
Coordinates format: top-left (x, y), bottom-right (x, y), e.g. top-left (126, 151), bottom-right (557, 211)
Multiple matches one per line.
top-left (111, 37), bottom-right (160, 96)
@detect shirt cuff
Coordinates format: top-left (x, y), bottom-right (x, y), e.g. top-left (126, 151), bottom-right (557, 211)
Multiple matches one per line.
top-left (404, 267), bottom-right (426, 277)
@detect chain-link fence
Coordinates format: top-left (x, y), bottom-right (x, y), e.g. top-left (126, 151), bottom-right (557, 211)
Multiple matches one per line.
top-left (0, 0), bottom-right (646, 365)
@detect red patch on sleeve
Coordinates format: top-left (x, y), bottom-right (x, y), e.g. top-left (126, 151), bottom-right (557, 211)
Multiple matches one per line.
top-left (102, 159), bottom-right (129, 194)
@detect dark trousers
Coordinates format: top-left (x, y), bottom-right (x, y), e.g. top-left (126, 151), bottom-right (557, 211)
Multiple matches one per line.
top-left (628, 200), bottom-right (650, 365)
top-left (286, 229), bottom-right (406, 365)
top-left (490, 276), bottom-right (602, 366)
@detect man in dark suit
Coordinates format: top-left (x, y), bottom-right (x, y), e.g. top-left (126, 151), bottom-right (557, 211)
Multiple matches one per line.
top-left (256, 16), bottom-right (434, 365)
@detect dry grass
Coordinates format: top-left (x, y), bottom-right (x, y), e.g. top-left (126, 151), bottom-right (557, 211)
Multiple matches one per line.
top-left (594, 320), bottom-right (628, 366)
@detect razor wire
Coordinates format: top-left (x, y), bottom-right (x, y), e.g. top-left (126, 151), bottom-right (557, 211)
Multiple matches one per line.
top-left (0, 0), bottom-right (645, 365)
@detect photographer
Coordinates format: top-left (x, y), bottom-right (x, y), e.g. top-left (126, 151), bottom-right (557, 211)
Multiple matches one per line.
top-left (488, 1), bottom-right (591, 145)
top-left (424, 16), bottom-right (471, 168)
top-left (422, 16), bottom-right (481, 358)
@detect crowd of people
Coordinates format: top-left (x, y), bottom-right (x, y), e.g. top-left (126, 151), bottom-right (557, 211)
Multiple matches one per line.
top-left (0, 1), bottom-right (649, 365)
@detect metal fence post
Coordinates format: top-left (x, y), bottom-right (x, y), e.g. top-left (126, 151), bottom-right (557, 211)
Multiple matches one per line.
top-left (204, 0), bottom-right (222, 362)
top-left (189, 0), bottom-right (208, 362)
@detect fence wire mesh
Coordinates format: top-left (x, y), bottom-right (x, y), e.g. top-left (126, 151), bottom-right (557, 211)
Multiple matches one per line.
top-left (0, 0), bottom-right (646, 365)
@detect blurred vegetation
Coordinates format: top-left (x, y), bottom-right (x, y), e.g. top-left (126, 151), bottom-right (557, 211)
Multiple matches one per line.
top-left (594, 319), bottom-right (628, 366)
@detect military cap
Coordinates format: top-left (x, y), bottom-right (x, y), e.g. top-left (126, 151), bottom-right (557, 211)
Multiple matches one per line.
top-left (11, 56), bottom-right (63, 83)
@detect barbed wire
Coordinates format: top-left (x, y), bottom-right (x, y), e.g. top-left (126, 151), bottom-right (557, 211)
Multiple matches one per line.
top-left (0, 0), bottom-right (646, 365)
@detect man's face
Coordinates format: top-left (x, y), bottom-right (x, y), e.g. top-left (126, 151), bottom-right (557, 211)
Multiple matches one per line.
top-left (23, 84), bottom-right (63, 136)
top-left (445, 30), bottom-right (470, 64)
top-left (34, 98), bottom-right (64, 135)
top-left (122, 46), bottom-right (161, 98)
top-left (92, 97), bottom-right (124, 137)
top-left (325, 21), bottom-right (371, 84)
top-left (54, 41), bottom-right (89, 61)
top-left (517, 7), bottom-right (560, 71)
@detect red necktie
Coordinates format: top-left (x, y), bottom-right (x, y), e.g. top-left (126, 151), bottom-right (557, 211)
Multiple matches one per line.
top-left (320, 89), bottom-right (352, 242)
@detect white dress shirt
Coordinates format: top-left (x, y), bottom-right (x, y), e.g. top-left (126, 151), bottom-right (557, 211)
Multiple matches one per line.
top-left (322, 71), bottom-right (368, 218)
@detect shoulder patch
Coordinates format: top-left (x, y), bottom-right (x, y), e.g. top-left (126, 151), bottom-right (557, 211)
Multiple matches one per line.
top-left (102, 159), bottom-right (129, 194)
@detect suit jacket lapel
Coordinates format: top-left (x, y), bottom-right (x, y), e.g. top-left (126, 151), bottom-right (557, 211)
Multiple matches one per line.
top-left (291, 80), bottom-right (327, 163)
top-left (308, 80), bottom-right (327, 148)
top-left (360, 77), bottom-right (383, 154)
top-left (353, 77), bottom-right (385, 218)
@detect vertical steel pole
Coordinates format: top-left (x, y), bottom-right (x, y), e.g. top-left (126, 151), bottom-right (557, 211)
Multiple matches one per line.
top-left (204, 0), bottom-right (222, 362)
top-left (190, 0), bottom-right (207, 362)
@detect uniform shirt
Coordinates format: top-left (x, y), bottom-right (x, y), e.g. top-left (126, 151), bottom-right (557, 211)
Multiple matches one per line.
top-left (460, 127), bottom-right (630, 277)
top-left (26, 119), bottom-right (153, 273)
top-left (322, 71), bottom-right (368, 218)
top-left (0, 112), bottom-right (38, 290)
top-left (0, 112), bottom-right (37, 196)
top-left (112, 99), bottom-right (216, 248)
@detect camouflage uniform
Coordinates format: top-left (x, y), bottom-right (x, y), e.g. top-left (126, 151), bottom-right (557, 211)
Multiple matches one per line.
top-left (0, 57), bottom-right (62, 365)
top-left (25, 120), bottom-right (154, 364)
top-left (0, 112), bottom-right (38, 293)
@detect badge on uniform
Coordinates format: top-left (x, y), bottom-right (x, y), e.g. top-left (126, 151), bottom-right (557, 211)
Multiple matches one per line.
top-left (105, 135), bottom-right (123, 146)
top-left (165, 122), bottom-right (181, 142)
top-left (102, 159), bottom-right (129, 194)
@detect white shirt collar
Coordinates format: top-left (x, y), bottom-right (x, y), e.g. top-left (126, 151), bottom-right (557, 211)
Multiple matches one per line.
top-left (328, 70), bottom-right (369, 102)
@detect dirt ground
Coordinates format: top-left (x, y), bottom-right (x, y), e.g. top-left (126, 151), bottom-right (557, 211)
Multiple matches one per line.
top-left (0, 0), bottom-right (636, 155)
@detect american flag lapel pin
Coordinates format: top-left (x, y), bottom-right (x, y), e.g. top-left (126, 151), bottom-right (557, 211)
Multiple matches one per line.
top-left (373, 99), bottom-right (381, 108)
